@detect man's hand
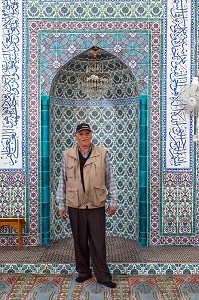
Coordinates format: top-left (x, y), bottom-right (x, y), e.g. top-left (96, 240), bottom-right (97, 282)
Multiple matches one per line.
top-left (107, 205), bottom-right (116, 216)
top-left (59, 210), bottom-right (66, 220)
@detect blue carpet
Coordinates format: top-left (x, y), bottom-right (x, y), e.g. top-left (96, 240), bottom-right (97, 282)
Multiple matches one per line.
top-left (1, 273), bottom-right (199, 299)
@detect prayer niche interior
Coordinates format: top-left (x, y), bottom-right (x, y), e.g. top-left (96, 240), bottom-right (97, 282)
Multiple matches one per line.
top-left (49, 46), bottom-right (140, 242)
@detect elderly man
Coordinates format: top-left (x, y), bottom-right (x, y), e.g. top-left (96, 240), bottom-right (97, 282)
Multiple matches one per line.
top-left (56, 123), bottom-right (118, 288)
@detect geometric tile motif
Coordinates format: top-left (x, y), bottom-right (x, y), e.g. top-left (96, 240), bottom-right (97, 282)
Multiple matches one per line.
top-left (50, 47), bottom-right (139, 100)
top-left (26, 1), bottom-right (163, 20)
top-left (2, 263), bottom-right (199, 276)
top-left (50, 101), bottom-right (139, 241)
top-left (41, 32), bottom-right (149, 97)
top-left (0, 262), bottom-right (151, 275)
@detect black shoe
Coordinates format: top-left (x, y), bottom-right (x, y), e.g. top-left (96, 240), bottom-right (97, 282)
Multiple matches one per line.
top-left (75, 275), bottom-right (92, 283)
top-left (99, 281), bottom-right (116, 288)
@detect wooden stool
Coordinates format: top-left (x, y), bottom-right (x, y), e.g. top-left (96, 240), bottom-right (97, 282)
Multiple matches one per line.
top-left (0, 218), bottom-right (26, 250)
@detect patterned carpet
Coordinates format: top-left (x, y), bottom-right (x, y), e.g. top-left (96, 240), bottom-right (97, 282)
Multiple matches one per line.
top-left (1, 237), bottom-right (199, 263)
top-left (2, 273), bottom-right (199, 299)
top-left (2, 237), bottom-right (199, 299)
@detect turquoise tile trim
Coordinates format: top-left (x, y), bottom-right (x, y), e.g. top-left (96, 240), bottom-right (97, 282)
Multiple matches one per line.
top-left (1, 263), bottom-right (199, 276)
top-left (139, 95), bottom-right (148, 246)
top-left (139, 171), bottom-right (147, 186)
top-left (41, 95), bottom-right (50, 246)
top-left (42, 171), bottom-right (50, 187)
top-left (41, 157), bottom-right (50, 170)
top-left (41, 187), bottom-right (50, 202)
top-left (139, 200), bottom-right (147, 216)
top-left (140, 156), bottom-right (147, 172)
top-left (41, 141), bottom-right (50, 157)
top-left (41, 127), bottom-right (50, 141)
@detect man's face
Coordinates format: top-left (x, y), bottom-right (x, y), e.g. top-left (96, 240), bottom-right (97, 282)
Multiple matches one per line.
top-left (75, 130), bottom-right (92, 149)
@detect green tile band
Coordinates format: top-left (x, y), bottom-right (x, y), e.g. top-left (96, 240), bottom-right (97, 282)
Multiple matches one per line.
top-left (139, 95), bottom-right (148, 246)
top-left (41, 95), bottom-right (50, 246)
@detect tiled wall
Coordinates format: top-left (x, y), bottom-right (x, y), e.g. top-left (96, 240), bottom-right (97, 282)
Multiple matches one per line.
top-left (0, 0), bottom-right (198, 246)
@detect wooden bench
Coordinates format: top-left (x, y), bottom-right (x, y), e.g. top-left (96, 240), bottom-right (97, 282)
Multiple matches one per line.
top-left (0, 218), bottom-right (26, 250)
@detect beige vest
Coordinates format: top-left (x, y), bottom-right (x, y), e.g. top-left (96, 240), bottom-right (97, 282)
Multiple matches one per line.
top-left (63, 144), bottom-right (107, 209)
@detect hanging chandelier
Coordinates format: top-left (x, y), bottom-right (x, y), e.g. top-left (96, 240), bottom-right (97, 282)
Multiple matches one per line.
top-left (78, 47), bottom-right (112, 100)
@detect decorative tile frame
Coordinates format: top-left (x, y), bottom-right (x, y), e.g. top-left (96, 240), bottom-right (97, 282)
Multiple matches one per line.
top-left (27, 20), bottom-right (161, 247)
top-left (40, 31), bottom-right (148, 243)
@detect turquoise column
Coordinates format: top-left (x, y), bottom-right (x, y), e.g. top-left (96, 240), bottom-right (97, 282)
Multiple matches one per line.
top-left (41, 95), bottom-right (50, 246)
top-left (139, 95), bottom-right (148, 246)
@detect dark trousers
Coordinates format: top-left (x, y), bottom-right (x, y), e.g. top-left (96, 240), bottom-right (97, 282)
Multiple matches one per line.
top-left (68, 206), bottom-right (112, 283)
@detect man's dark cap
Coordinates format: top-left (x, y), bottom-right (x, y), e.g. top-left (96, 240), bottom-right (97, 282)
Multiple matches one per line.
top-left (76, 123), bottom-right (92, 133)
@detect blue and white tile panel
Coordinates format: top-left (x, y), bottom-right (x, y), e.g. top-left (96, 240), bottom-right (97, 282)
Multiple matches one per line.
top-left (1, 0), bottom-right (24, 170)
top-left (164, 0), bottom-right (194, 171)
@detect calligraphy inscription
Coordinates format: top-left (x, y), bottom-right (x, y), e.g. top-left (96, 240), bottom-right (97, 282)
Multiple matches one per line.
top-left (168, 0), bottom-right (190, 168)
top-left (1, 0), bottom-right (20, 167)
